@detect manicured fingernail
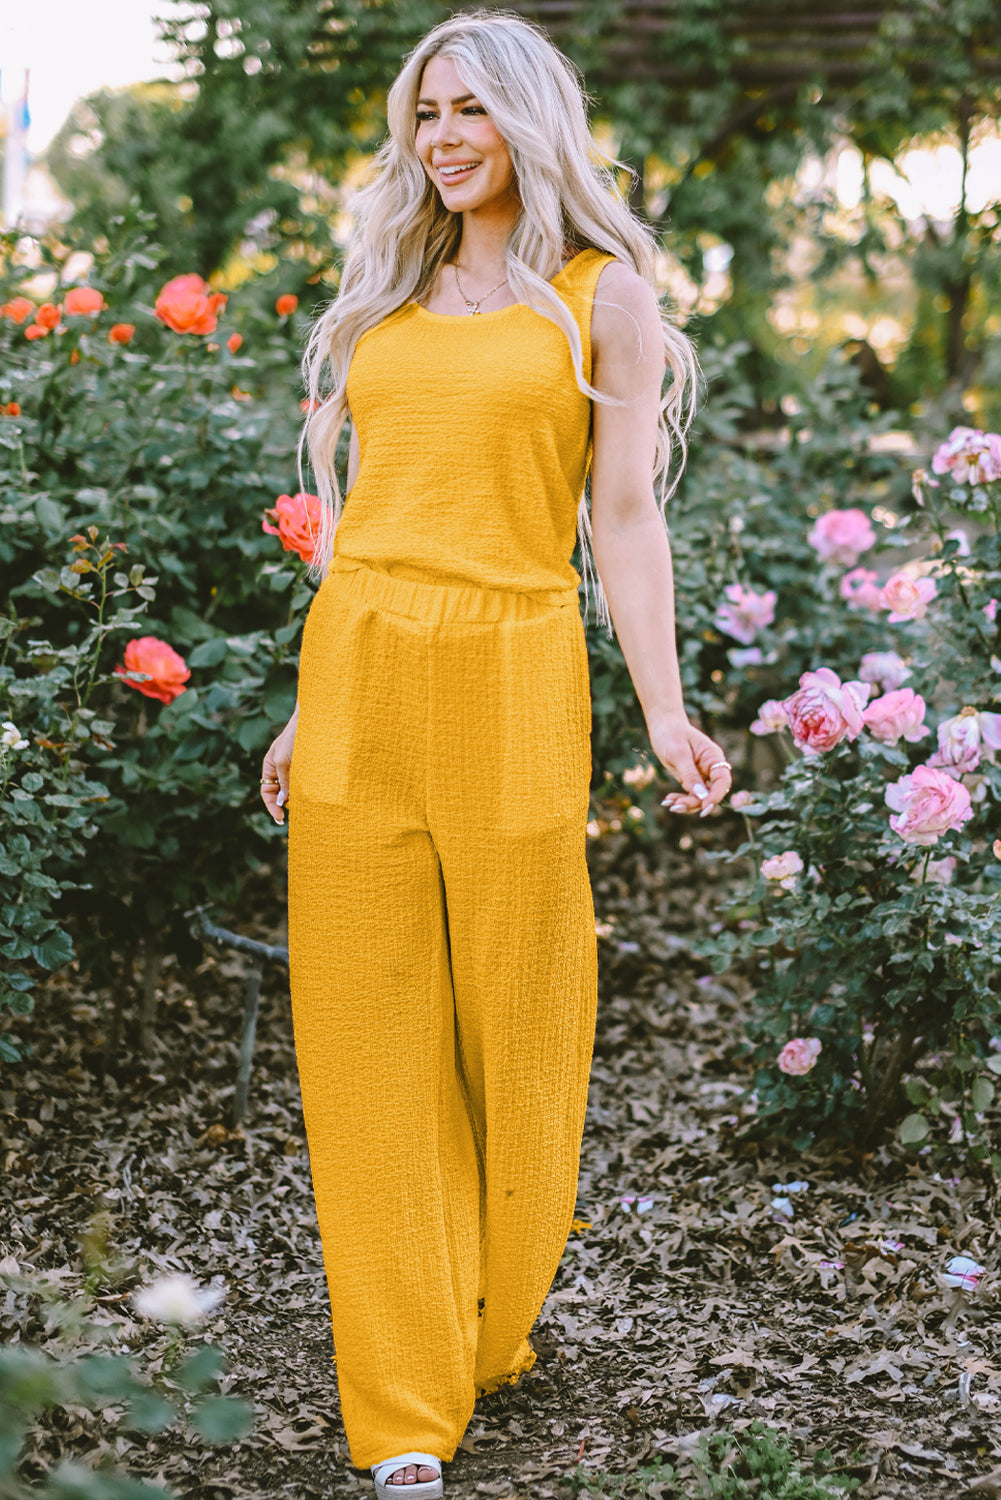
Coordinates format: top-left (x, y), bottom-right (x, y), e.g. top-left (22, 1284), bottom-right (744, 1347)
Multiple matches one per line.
top-left (693, 783), bottom-right (707, 798)
top-left (276, 789), bottom-right (288, 807)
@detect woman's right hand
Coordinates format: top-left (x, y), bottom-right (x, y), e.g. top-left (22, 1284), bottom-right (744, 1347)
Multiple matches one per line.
top-left (261, 703), bottom-right (299, 825)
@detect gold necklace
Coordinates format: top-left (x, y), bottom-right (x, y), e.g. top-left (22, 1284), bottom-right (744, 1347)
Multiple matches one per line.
top-left (452, 262), bottom-right (509, 315)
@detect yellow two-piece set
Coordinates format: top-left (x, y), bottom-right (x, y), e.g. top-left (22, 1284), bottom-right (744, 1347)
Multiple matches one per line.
top-left (288, 248), bottom-right (614, 1470)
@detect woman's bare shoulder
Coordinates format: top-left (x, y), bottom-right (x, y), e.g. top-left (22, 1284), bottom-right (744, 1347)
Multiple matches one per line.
top-left (591, 259), bottom-right (663, 361)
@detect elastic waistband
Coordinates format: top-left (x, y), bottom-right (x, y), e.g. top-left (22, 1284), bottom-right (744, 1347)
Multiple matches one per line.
top-left (326, 555), bottom-right (580, 625)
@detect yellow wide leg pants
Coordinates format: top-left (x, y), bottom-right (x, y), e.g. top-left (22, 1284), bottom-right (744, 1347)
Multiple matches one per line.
top-left (287, 557), bottom-right (599, 1471)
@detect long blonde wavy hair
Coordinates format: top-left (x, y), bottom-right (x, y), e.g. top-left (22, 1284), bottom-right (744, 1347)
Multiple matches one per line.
top-left (300, 6), bottom-right (697, 634)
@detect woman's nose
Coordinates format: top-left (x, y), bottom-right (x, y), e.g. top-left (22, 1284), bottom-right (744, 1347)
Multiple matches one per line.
top-left (431, 112), bottom-right (460, 148)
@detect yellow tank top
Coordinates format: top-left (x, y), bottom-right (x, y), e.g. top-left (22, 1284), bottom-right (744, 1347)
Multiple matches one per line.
top-left (333, 247), bottom-right (616, 595)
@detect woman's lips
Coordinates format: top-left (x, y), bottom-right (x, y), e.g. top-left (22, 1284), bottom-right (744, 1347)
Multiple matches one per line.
top-left (436, 162), bottom-right (481, 184)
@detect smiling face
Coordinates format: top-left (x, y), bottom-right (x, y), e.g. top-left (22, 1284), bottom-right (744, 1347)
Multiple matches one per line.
top-left (414, 54), bottom-right (519, 220)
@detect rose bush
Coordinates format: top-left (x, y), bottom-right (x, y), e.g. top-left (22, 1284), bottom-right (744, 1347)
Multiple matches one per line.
top-left (690, 429), bottom-right (1001, 1155)
top-left (0, 215), bottom-right (324, 1038)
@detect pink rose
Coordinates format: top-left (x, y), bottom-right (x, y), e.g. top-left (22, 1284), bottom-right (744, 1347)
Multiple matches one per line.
top-left (808, 507), bottom-right (877, 567)
top-left (761, 850), bottom-right (804, 890)
top-left (839, 567), bottom-right (884, 613)
top-left (730, 790), bottom-right (756, 809)
top-left (262, 491), bottom-right (323, 564)
top-left (858, 650), bottom-right (911, 692)
top-left (115, 637), bottom-right (190, 704)
top-left (884, 764), bottom-right (974, 845)
top-left (777, 1037), bottom-right (822, 1076)
top-left (781, 667), bottom-right (871, 754)
top-left (879, 571), bottom-right (937, 622)
top-left (985, 598), bottom-right (998, 624)
top-left (714, 583), bottom-right (777, 645)
top-left (861, 688), bottom-right (929, 746)
top-left (927, 707), bottom-right (1001, 778)
top-left (913, 856), bottom-right (956, 885)
top-left (750, 699), bottom-right (789, 736)
top-left (931, 427), bottom-right (1001, 485)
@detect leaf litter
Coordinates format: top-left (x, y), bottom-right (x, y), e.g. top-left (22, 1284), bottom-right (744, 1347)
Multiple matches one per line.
top-left (1, 823), bottom-right (1000, 1498)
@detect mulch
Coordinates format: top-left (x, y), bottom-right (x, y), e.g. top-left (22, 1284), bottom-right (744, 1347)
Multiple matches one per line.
top-left (2, 812), bottom-right (999, 1499)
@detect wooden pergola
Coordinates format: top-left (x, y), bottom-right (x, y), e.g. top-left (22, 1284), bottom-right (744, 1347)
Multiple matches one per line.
top-left (496, 1), bottom-right (1001, 104)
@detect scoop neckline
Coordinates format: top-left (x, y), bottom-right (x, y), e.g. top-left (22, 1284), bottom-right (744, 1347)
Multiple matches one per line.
top-left (410, 247), bottom-right (596, 321)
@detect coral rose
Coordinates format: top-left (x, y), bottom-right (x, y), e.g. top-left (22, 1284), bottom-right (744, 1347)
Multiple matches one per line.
top-left (714, 582), bottom-right (777, 645)
top-left (35, 303), bottom-right (61, 330)
top-left (931, 426), bottom-right (1001, 485)
top-left (155, 273), bottom-right (227, 335)
top-left (839, 566), bottom-right (883, 612)
top-left (780, 667), bottom-right (870, 754)
top-left (226, 332), bottom-right (243, 352)
top-left (275, 293), bottom-right (299, 316)
top-left (777, 1038), bottom-right (822, 1076)
top-left (879, 570), bottom-right (937, 621)
top-left (1, 402), bottom-right (21, 417)
top-left (64, 286), bottom-right (106, 316)
top-left (1, 296), bottom-right (34, 324)
top-left (861, 688), bottom-right (929, 746)
top-left (108, 322), bottom-right (135, 345)
top-left (262, 491), bottom-right (323, 564)
top-left (115, 637), bottom-right (190, 705)
top-left (858, 650), bottom-right (911, 692)
top-left (24, 324), bottom-right (48, 341)
top-left (884, 764), bottom-right (974, 845)
top-left (761, 850), bottom-right (804, 890)
top-left (808, 507), bottom-right (876, 567)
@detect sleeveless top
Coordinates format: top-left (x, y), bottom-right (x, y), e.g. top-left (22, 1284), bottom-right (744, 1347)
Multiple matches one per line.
top-left (332, 247), bottom-right (616, 595)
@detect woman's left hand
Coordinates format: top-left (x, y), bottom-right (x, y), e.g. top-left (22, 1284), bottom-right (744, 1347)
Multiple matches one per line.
top-left (649, 710), bottom-right (732, 818)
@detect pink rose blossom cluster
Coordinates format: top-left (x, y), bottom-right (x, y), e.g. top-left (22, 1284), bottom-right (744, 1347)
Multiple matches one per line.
top-left (858, 650), bottom-right (911, 692)
top-left (779, 667), bottom-right (871, 754)
top-left (879, 570), bottom-right (937, 622)
top-left (760, 850), bottom-right (803, 890)
top-left (884, 765), bottom-right (973, 845)
top-left (839, 567), bottom-right (883, 613)
top-left (926, 706), bottom-right (1001, 778)
top-left (861, 688), bottom-right (929, 746)
top-left (808, 507), bottom-right (876, 567)
top-left (931, 426), bottom-right (1001, 485)
top-left (777, 1037), bottom-right (822, 1076)
top-left (714, 582), bottom-right (777, 645)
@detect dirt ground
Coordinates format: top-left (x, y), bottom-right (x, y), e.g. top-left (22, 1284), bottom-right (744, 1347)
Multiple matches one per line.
top-left (2, 814), bottom-right (999, 1499)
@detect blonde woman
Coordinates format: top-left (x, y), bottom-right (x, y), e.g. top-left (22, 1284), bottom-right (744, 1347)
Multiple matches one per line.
top-left (260, 9), bottom-right (731, 1495)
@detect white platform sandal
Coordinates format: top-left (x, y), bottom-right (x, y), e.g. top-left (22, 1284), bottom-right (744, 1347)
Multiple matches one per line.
top-left (370, 1451), bottom-right (443, 1498)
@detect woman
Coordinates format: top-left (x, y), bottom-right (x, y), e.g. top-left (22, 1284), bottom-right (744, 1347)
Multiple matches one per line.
top-left (260, 10), bottom-right (731, 1495)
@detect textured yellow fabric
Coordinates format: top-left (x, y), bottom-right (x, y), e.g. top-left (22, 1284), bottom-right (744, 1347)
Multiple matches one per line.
top-left (286, 250), bottom-right (609, 1473)
top-left (335, 247), bottom-right (615, 594)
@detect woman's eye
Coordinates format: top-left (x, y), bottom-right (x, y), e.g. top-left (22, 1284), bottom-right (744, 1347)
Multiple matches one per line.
top-left (462, 105), bottom-right (486, 115)
top-left (416, 110), bottom-right (436, 123)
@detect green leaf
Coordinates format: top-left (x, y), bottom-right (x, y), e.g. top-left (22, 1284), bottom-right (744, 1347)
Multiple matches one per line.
top-left (124, 1390), bottom-right (176, 1434)
top-left (189, 1394), bottom-right (253, 1443)
top-left (188, 637), bottom-right (228, 668)
top-left (971, 1077), bottom-right (995, 1113)
top-left (31, 930), bottom-right (75, 970)
top-left (899, 1113), bottom-right (930, 1146)
top-left (35, 496), bottom-right (67, 532)
top-left (175, 1344), bottom-right (226, 1393)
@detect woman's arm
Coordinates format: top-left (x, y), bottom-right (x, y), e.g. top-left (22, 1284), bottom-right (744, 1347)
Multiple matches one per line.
top-left (589, 261), bottom-right (730, 817)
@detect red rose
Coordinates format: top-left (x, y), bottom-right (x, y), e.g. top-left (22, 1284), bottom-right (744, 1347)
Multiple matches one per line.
top-left (115, 637), bottom-right (191, 704)
top-left (275, 293), bottom-right (299, 316)
top-left (35, 303), bottom-right (62, 330)
top-left (109, 322), bottom-right (136, 345)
